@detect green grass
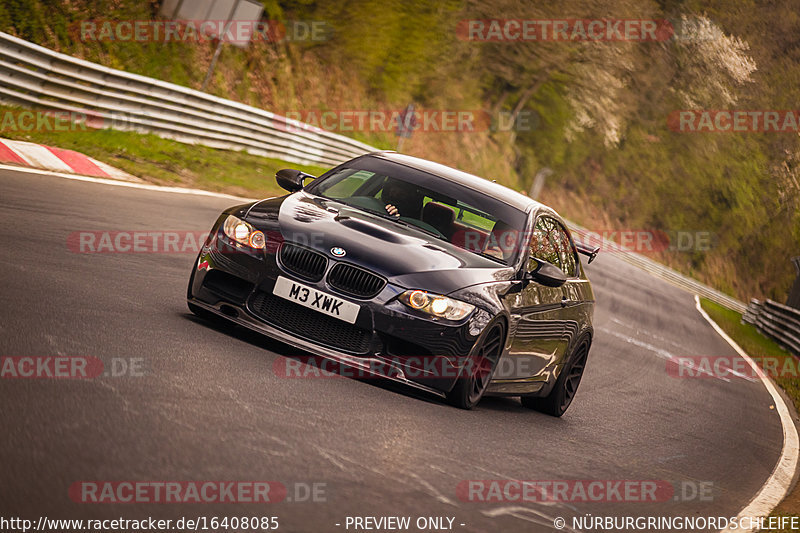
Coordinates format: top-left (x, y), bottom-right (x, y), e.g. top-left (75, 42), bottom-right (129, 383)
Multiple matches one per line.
top-left (0, 105), bottom-right (329, 198)
top-left (700, 298), bottom-right (800, 412)
top-left (699, 298), bottom-right (800, 526)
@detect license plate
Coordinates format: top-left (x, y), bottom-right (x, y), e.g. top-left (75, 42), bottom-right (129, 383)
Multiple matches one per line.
top-left (273, 276), bottom-right (360, 324)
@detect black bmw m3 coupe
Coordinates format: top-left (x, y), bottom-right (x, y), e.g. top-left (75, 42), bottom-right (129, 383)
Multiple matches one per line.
top-left (188, 152), bottom-right (595, 414)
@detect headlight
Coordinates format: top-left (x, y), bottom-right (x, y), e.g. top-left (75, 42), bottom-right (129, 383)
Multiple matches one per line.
top-left (222, 215), bottom-right (266, 249)
top-left (398, 290), bottom-right (475, 321)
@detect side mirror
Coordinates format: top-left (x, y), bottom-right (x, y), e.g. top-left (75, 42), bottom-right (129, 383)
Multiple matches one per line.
top-left (526, 260), bottom-right (567, 288)
top-left (276, 169), bottom-right (315, 192)
top-left (575, 241), bottom-right (600, 264)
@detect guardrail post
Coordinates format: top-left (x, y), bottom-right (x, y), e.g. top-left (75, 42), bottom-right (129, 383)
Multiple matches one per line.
top-left (787, 257), bottom-right (800, 310)
top-left (743, 299), bottom-right (762, 325)
top-left (201, 0), bottom-right (241, 91)
top-left (171, 0), bottom-right (186, 19)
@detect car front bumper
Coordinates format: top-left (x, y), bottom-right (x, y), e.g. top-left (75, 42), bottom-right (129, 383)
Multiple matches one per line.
top-left (188, 236), bottom-right (488, 395)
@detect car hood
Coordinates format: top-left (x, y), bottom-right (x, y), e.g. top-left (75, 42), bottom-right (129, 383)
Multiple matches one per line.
top-left (245, 192), bottom-right (514, 294)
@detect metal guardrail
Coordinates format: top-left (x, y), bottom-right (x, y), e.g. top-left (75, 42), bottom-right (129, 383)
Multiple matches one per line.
top-left (743, 299), bottom-right (800, 356)
top-left (0, 32), bottom-right (752, 314)
top-left (0, 32), bottom-right (376, 168)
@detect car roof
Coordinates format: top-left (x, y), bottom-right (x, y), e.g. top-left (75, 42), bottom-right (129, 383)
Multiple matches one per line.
top-left (365, 151), bottom-right (543, 213)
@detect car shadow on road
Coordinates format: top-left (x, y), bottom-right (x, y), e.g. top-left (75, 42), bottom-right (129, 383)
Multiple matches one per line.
top-left (182, 311), bottom-right (448, 405)
top-left (182, 311), bottom-right (563, 417)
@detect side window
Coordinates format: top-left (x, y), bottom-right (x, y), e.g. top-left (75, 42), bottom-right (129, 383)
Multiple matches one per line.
top-left (554, 224), bottom-right (577, 277)
top-left (529, 216), bottom-right (578, 277)
top-left (529, 216), bottom-right (561, 271)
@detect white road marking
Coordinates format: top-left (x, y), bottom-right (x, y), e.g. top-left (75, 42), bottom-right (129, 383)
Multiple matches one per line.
top-left (609, 316), bottom-right (697, 353)
top-left (695, 295), bottom-right (799, 532)
top-left (597, 325), bottom-right (734, 382)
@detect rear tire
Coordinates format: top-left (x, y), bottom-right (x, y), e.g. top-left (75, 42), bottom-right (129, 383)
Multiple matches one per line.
top-left (521, 341), bottom-right (589, 417)
top-left (446, 322), bottom-right (505, 410)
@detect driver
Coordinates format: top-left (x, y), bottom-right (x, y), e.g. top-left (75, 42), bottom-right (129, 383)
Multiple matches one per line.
top-left (381, 179), bottom-right (422, 219)
top-left (483, 220), bottom-right (520, 262)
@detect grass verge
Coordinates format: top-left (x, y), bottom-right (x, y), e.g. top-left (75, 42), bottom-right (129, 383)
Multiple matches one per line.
top-left (699, 298), bottom-right (800, 529)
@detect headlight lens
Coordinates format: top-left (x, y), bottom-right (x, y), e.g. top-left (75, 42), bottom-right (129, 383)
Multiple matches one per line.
top-left (398, 290), bottom-right (475, 321)
top-left (222, 215), bottom-right (266, 249)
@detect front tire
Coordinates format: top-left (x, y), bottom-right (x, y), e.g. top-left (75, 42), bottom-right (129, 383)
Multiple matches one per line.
top-left (521, 341), bottom-right (589, 417)
top-left (446, 322), bottom-right (505, 409)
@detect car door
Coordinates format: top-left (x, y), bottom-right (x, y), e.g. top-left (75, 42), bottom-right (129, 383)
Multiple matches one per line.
top-left (498, 214), bottom-right (573, 380)
top-left (546, 217), bottom-right (585, 355)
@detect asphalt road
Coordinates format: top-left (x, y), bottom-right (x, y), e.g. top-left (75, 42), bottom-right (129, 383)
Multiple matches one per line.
top-left (0, 168), bottom-right (786, 532)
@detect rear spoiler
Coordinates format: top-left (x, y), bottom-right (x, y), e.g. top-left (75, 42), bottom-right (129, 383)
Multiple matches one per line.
top-left (575, 241), bottom-right (599, 264)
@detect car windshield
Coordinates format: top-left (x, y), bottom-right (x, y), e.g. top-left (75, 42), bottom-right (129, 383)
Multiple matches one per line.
top-left (306, 160), bottom-right (528, 266)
